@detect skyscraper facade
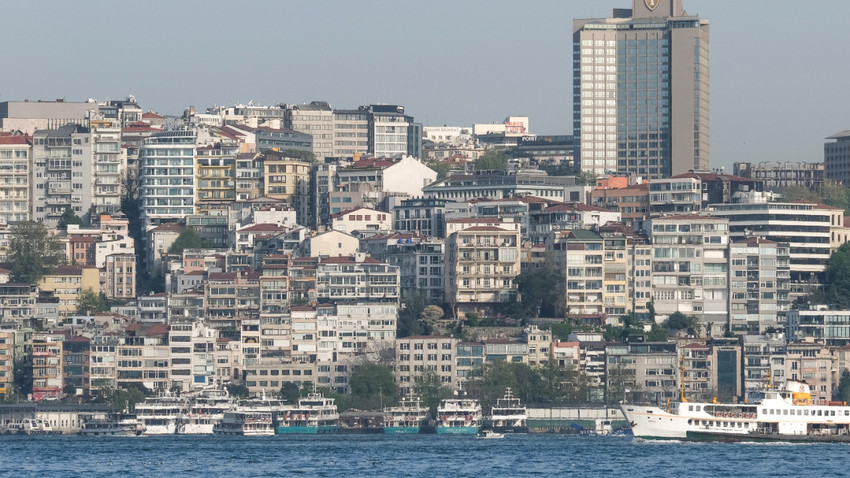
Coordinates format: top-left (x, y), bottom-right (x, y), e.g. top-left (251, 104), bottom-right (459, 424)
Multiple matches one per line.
top-left (574, 0), bottom-right (709, 179)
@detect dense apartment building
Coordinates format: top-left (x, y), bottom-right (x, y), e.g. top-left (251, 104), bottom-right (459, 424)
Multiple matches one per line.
top-left (648, 172), bottom-right (760, 216)
top-left (394, 335), bottom-right (458, 395)
top-left (195, 143), bottom-right (238, 215)
top-left (574, 0), bottom-right (710, 178)
top-left (647, 215), bottom-right (729, 335)
top-left (787, 308), bottom-right (850, 347)
top-left (445, 225), bottom-right (521, 318)
top-left (31, 337), bottom-right (64, 401)
top-left (734, 161), bottom-right (824, 191)
top-left (0, 134), bottom-right (31, 224)
top-left (285, 101), bottom-right (334, 161)
top-left (0, 331), bottom-right (14, 398)
top-left (139, 129), bottom-right (199, 231)
top-left (262, 150), bottom-right (312, 225)
top-left (728, 238), bottom-right (791, 335)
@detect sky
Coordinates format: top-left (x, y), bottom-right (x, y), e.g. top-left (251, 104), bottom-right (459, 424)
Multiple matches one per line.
top-left (3, 0), bottom-right (850, 172)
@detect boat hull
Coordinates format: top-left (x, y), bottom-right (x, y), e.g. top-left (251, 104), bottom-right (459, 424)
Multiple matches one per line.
top-left (275, 425), bottom-right (340, 434)
top-left (491, 426), bottom-right (528, 434)
top-left (436, 426), bottom-right (478, 435)
top-left (684, 431), bottom-right (850, 443)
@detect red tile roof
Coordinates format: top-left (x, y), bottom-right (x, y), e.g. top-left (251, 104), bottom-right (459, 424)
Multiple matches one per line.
top-left (0, 135), bottom-right (31, 145)
top-left (239, 223), bottom-right (286, 233)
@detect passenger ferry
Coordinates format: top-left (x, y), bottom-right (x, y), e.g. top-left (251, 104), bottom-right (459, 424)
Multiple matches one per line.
top-left (384, 394), bottom-right (430, 434)
top-left (489, 388), bottom-right (528, 434)
top-left (135, 395), bottom-right (189, 435)
top-left (79, 412), bottom-right (145, 436)
top-left (276, 390), bottom-right (340, 434)
top-left (0, 418), bottom-right (62, 435)
top-left (621, 379), bottom-right (850, 442)
top-left (437, 392), bottom-right (482, 434)
top-left (213, 410), bottom-right (274, 436)
top-left (179, 388), bottom-right (234, 434)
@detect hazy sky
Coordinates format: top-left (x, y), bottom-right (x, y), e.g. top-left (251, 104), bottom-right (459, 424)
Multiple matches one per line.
top-left (3, 0), bottom-right (849, 171)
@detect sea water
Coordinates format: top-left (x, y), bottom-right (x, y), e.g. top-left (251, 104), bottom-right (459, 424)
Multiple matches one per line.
top-left (1, 434), bottom-right (847, 477)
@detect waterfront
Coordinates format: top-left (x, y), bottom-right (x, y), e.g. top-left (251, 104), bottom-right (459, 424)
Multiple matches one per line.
top-left (2, 434), bottom-right (847, 477)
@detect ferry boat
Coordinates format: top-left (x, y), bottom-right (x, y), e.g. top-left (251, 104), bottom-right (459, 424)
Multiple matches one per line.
top-left (213, 410), bottom-right (274, 436)
top-left (79, 412), bottom-right (145, 437)
top-left (437, 392), bottom-right (482, 435)
top-left (489, 388), bottom-right (528, 434)
top-left (621, 379), bottom-right (850, 442)
top-left (384, 394), bottom-right (430, 434)
top-left (276, 390), bottom-right (340, 434)
top-left (178, 388), bottom-right (234, 434)
top-left (0, 418), bottom-right (62, 435)
top-left (135, 395), bottom-right (189, 435)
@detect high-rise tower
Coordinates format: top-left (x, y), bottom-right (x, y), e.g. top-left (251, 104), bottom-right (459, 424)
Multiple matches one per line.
top-left (574, 0), bottom-right (709, 179)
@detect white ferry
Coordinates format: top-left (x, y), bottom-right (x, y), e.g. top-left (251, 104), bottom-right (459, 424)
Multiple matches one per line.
top-left (276, 390), bottom-right (340, 434)
top-left (437, 392), bottom-right (482, 435)
top-left (79, 412), bottom-right (145, 437)
top-left (384, 394), bottom-right (430, 434)
top-left (0, 418), bottom-right (62, 435)
top-left (135, 395), bottom-right (189, 435)
top-left (179, 388), bottom-right (234, 434)
top-left (621, 379), bottom-right (850, 442)
top-left (213, 410), bottom-right (274, 436)
top-left (489, 388), bottom-right (528, 434)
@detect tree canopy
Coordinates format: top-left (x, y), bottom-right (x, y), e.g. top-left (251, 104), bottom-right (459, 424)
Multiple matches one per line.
top-left (664, 311), bottom-right (698, 331)
top-left (782, 180), bottom-right (850, 214)
top-left (816, 242), bottom-right (850, 308)
top-left (8, 221), bottom-right (65, 284)
top-left (57, 208), bottom-right (83, 230)
top-left (168, 227), bottom-right (216, 254)
top-left (75, 290), bottom-right (112, 315)
top-left (474, 150), bottom-right (510, 172)
top-left (413, 369), bottom-right (453, 417)
top-left (465, 360), bottom-right (592, 409)
top-left (514, 269), bottom-right (565, 320)
top-left (348, 363), bottom-right (398, 410)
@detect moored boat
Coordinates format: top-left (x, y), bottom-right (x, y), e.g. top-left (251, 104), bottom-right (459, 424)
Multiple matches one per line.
top-left (79, 412), bottom-right (145, 436)
top-left (489, 388), bottom-right (528, 434)
top-left (135, 395), bottom-right (189, 435)
top-left (276, 390), bottom-right (340, 434)
top-left (179, 388), bottom-right (233, 435)
top-left (384, 394), bottom-right (430, 434)
top-left (213, 409), bottom-right (274, 436)
top-left (476, 429), bottom-right (504, 439)
top-left (621, 379), bottom-right (850, 442)
top-left (437, 392), bottom-right (482, 435)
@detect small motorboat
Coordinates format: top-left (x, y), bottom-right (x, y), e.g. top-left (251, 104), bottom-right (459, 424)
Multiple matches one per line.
top-left (476, 429), bottom-right (504, 439)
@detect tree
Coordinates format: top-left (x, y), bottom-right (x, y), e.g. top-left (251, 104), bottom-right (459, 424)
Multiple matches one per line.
top-left (413, 369), bottom-right (453, 417)
top-left (665, 311), bottom-right (698, 331)
top-left (168, 227), bottom-right (216, 254)
top-left (76, 289), bottom-right (110, 315)
top-left (821, 242), bottom-right (850, 308)
top-left (837, 371), bottom-right (850, 403)
top-left (398, 294), bottom-right (427, 338)
top-left (474, 150), bottom-right (510, 172)
top-left (348, 363), bottom-right (397, 410)
top-left (576, 170), bottom-right (598, 186)
top-left (7, 221), bottom-right (65, 284)
top-left (63, 383), bottom-right (78, 398)
top-left (280, 382), bottom-right (301, 404)
top-left (646, 324), bottom-right (668, 341)
top-left (419, 305), bottom-right (446, 334)
top-left (514, 270), bottom-right (565, 319)
top-left (782, 185), bottom-right (821, 203)
top-left (549, 320), bottom-right (574, 340)
top-left (819, 180), bottom-right (850, 213)
top-left (225, 383), bottom-right (250, 399)
top-left (57, 208), bottom-right (83, 230)
top-left (427, 161), bottom-right (451, 179)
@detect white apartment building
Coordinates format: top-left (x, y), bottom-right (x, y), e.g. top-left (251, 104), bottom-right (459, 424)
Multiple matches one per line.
top-left (728, 237), bottom-right (791, 335)
top-left (139, 129), bottom-right (199, 231)
top-left (647, 215), bottom-right (729, 335)
top-left (0, 135), bottom-right (31, 224)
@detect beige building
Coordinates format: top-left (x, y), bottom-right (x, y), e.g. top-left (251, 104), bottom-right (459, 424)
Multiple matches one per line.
top-left (39, 265), bottom-right (101, 318)
top-left (103, 253), bottom-right (136, 300)
top-left (785, 339), bottom-right (836, 405)
top-left (395, 336), bottom-right (458, 395)
top-left (445, 225), bottom-right (521, 319)
top-left (524, 325), bottom-right (552, 367)
top-left (0, 331), bottom-right (13, 397)
top-left (262, 150), bottom-right (312, 225)
top-left (304, 230), bottom-right (360, 258)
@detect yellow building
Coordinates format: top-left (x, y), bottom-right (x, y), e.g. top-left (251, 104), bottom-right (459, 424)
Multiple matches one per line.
top-left (196, 143), bottom-right (238, 215)
top-left (262, 150), bottom-right (312, 224)
top-left (39, 265), bottom-right (100, 318)
top-left (0, 331), bottom-right (13, 398)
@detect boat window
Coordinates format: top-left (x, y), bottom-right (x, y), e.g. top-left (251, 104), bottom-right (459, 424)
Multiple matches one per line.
top-left (845, 411), bottom-right (849, 416)
top-left (783, 410), bottom-right (788, 415)
top-left (695, 406), bottom-right (701, 411)
top-left (831, 410), bottom-right (836, 416)
top-left (688, 405), bottom-right (693, 411)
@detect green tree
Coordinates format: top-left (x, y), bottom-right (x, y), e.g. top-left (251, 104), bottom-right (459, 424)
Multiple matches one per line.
top-left (819, 180), bottom-right (850, 213)
top-left (782, 185), bottom-right (821, 203)
top-left (76, 289), bottom-right (110, 315)
top-left (8, 221), bottom-right (65, 284)
top-left (226, 383), bottom-right (250, 399)
top-left (665, 311), bottom-right (698, 331)
top-left (57, 208), bottom-right (83, 230)
top-left (413, 369), bottom-right (452, 417)
top-left (474, 150), bottom-right (510, 172)
top-left (426, 161), bottom-right (451, 179)
top-left (514, 270), bottom-right (565, 319)
top-left (837, 371), bottom-right (850, 403)
top-left (63, 383), bottom-right (78, 398)
top-left (168, 227), bottom-right (216, 254)
top-left (398, 294), bottom-right (427, 337)
top-left (821, 242), bottom-right (850, 308)
top-left (279, 382), bottom-right (301, 404)
top-left (647, 323), bottom-right (668, 341)
top-left (349, 363), bottom-right (397, 410)
top-left (112, 385), bottom-right (148, 412)
top-left (576, 170), bottom-right (598, 186)
top-left (549, 320), bottom-right (574, 340)
top-left (419, 305), bottom-right (445, 334)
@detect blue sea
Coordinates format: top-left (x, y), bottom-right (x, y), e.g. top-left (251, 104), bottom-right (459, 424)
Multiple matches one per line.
top-left (2, 434), bottom-right (848, 477)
